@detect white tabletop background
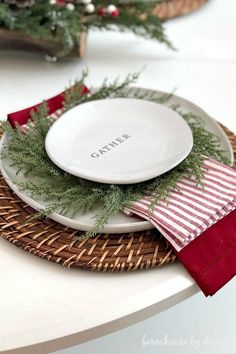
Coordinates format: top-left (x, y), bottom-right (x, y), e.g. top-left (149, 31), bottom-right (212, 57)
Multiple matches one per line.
top-left (0, 0), bottom-right (236, 353)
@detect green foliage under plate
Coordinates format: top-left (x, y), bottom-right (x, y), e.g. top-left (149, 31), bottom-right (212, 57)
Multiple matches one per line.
top-left (1, 72), bottom-right (229, 238)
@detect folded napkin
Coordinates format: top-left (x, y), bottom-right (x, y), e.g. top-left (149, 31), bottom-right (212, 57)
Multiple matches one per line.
top-left (7, 84), bottom-right (89, 128)
top-left (125, 159), bottom-right (236, 296)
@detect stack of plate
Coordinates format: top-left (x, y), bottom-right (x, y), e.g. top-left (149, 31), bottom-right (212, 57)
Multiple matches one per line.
top-left (0, 88), bottom-right (233, 234)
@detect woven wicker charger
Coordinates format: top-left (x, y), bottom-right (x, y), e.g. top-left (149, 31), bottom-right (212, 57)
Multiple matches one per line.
top-left (1, 125), bottom-right (235, 272)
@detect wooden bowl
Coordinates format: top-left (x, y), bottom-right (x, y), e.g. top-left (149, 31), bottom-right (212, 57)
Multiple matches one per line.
top-left (0, 28), bottom-right (87, 59)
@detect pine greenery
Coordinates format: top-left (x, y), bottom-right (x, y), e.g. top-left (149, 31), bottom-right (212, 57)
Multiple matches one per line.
top-left (0, 0), bottom-right (172, 58)
top-left (1, 73), bottom-right (229, 237)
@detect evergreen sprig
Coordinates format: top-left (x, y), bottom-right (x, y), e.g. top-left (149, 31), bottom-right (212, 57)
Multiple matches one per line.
top-left (2, 73), bottom-right (229, 238)
top-left (0, 0), bottom-right (172, 58)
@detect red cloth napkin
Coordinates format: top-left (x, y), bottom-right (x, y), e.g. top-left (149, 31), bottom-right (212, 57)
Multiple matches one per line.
top-left (125, 159), bottom-right (236, 296)
top-left (7, 84), bottom-right (89, 128)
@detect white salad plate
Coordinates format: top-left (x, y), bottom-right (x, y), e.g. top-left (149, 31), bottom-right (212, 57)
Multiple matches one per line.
top-left (45, 98), bottom-right (193, 184)
top-left (0, 88), bottom-right (234, 234)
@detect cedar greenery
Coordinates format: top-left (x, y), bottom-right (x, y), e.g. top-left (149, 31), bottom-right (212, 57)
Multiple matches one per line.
top-left (0, 0), bottom-right (172, 58)
top-left (1, 73), bottom-right (229, 238)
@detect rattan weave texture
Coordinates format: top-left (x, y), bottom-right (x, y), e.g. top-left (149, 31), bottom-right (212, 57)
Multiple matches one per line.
top-left (154, 0), bottom-right (207, 19)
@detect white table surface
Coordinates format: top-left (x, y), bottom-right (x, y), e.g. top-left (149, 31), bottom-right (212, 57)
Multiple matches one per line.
top-left (0, 0), bottom-right (236, 353)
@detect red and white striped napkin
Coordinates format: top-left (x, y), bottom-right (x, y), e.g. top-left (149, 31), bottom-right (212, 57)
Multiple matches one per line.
top-left (125, 159), bottom-right (236, 296)
top-left (6, 90), bottom-right (236, 296)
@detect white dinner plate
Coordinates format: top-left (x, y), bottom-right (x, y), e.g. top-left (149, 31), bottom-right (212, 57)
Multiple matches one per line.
top-left (45, 98), bottom-right (193, 184)
top-left (0, 88), bottom-right (234, 233)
